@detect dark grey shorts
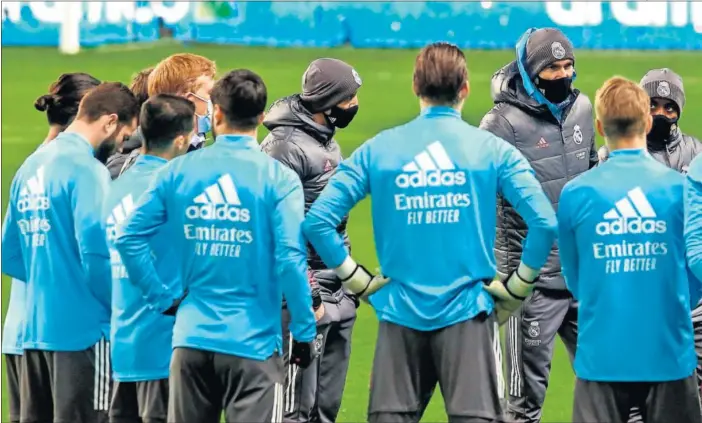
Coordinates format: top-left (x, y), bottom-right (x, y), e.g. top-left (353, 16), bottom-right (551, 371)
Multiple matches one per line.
top-left (20, 338), bottom-right (111, 423)
top-left (110, 379), bottom-right (168, 423)
top-left (573, 374), bottom-right (702, 423)
top-left (368, 313), bottom-right (505, 422)
top-left (6, 353), bottom-right (22, 423)
top-left (168, 347), bottom-right (284, 423)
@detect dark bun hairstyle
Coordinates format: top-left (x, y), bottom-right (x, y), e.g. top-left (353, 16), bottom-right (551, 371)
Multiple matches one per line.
top-left (35, 72), bottom-right (101, 127)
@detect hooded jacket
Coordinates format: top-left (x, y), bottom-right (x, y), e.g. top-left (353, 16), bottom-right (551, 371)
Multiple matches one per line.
top-left (260, 95), bottom-right (350, 301)
top-left (479, 32), bottom-right (597, 292)
top-left (106, 128), bottom-right (144, 180)
top-left (598, 129), bottom-right (702, 173)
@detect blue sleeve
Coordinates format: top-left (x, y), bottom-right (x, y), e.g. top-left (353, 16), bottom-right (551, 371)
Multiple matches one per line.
top-left (114, 169), bottom-right (175, 312)
top-left (683, 171), bottom-right (702, 306)
top-left (274, 167), bottom-right (316, 343)
top-left (496, 140), bottom-right (557, 270)
top-left (1, 191), bottom-right (26, 281)
top-left (557, 186), bottom-right (579, 298)
top-left (72, 166), bottom-right (111, 311)
top-left (303, 142), bottom-right (371, 269)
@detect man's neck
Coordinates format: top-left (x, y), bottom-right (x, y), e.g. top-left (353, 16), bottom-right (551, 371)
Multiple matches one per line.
top-left (64, 120), bottom-right (103, 150)
top-left (607, 135), bottom-right (646, 152)
top-left (43, 125), bottom-right (64, 144)
top-left (419, 98), bottom-right (463, 113)
top-left (141, 147), bottom-right (173, 161)
top-left (216, 128), bottom-right (258, 140)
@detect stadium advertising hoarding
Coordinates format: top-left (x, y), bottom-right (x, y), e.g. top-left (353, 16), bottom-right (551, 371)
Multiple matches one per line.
top-left (1, 1), bottom-right (701, 50)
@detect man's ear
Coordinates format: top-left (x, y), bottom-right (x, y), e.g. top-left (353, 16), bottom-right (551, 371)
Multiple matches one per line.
top-left (104, 113), bottom-right (119, 134)
top-left (174, 134), bottom-right (187, 151)
top-left (644, 113), bottom-right (653, 135)
top-left (459, 80), bottom-right (470, 101)
top-left (258, 112), bottom-right (265, 125)
top-left (596, 119), bottom-right (605, 138)
top-left (213, 104), bottom-right (224, 125)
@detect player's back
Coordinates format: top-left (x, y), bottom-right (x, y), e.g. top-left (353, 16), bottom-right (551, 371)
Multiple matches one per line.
top-left (106, 155), bottom-right (179, 380)
top-left (562, 148), bottom-right (696, 382)
top-left (9, 132), bottom-right (111, 350)
top-left (156, 135), bottom-right (291, 359)
top-left (364, 106), bottom-right (521, 330)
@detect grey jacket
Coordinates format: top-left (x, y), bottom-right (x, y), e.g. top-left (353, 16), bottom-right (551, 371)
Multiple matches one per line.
top-left (598, 129), bottom-right (702, 173)
top-left (106, 128), bottom-right (143, 180)
top-left (260, 95), bottom-right (351, 302)
top-left (479, 61), bottom-right (597, 291)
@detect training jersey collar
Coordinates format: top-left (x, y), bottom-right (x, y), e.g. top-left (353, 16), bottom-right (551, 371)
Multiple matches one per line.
top-left (214, 134), bottom-right (258, 149)
top-left (133, 154), bottom-right (167, 170)
top-left (420, 106), bottom-right (461, 118)
top-left (608, 148), bottom-right (648, 158)
top-left (59, 131), bottom-right (94, 155)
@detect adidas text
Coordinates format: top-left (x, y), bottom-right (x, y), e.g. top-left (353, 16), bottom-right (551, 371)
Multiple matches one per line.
top-left (186, 204), bottom-right (251, 223)
top-left (17, 196), bottom-right (49, 213)
top-left (395, 170), bottom-right (466, 188)
top-left (595, 217), bottom-right (666, 236)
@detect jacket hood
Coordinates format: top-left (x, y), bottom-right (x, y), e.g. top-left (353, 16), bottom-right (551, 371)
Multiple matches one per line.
top-left (263, 95), bottom-right (335, 144)
top-left (492, 28), bottom-right (578, 122)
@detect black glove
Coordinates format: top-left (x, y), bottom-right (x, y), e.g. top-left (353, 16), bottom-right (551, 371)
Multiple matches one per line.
top-left (290, 334), bottom-right (323, 369)
top-left (162, 289), bottom-right (188, 316)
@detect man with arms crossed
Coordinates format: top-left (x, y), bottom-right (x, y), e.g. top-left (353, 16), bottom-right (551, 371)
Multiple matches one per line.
top-left (559, 76), bottom-right (702, 423)
top-left (303, 42), bottom-right (557, 423)
top-left (479, 27), bottom-right (597, 422)
top-left (107, 94), bottom-right (195, 423)
top-left (107, 53), bottom-right (216, 179)
top-left (115, 69), bottom-right (318, 423)
top-left (261, 57), bottom-right (362, 423)
top-left (1, 82), bottom-right (139, 423)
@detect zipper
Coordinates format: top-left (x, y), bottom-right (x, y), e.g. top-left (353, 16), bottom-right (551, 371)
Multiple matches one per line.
top-left (560, 122), bottom-right (569, 181)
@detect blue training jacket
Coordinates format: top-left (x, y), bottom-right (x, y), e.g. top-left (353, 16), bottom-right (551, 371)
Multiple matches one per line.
top-left (115, 134), bottom-right (317, 360)
top-left (1, 132), bottom-right (112, 351)
top-left (559, 148), bottom-right (701, 382)
top-left (106, 154), bottom-right (181, 381)
top-left (303, 106), bottom-right (557, 331)
top-left (685, 154), bottom-right (702, 285)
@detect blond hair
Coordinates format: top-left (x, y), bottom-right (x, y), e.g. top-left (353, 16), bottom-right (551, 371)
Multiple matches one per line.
top-left (595, 76), bottom-right (651, 141)
top-left (147, 53), bottom-right (216, 97)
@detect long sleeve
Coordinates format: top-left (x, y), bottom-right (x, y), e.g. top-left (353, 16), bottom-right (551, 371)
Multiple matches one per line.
top-left (72, 167), bottom-right (111, 311)
top-left (479, 112), bottom-right (516, 145)
top-left (274, 167), bottom-right (316, 343)
top-left (684, 169), bottom-right (702, 305)
top-left (114, 171), bottom-right (174, 313)
top-left (303, 142), bottom-right (371, 269)
top-left (496, 141), bottom-right (557, 271)
top-left (557, 186), bottom-right (580, 297)
top-left (1, 198), bottom-right (26, 281)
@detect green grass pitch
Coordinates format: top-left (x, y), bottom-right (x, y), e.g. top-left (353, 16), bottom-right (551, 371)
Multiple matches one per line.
top-left (2, 44), bottom-right (701, 422)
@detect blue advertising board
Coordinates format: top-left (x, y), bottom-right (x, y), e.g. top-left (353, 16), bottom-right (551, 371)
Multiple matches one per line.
top-left (2, 1), bottom-right (701, 50)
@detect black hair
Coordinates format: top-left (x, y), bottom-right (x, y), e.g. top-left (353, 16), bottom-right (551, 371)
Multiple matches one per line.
top-left (140, 94), bottom-right (196, 152)
top-left (76, 82), bottom-right (140, 125)
top-left (210, 69), bottom-right (267, 131)
top-left (34, 72), bottom-right (101, 127)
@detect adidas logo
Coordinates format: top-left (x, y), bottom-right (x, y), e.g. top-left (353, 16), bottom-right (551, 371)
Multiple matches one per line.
top-left (395, 141), bottom-right (466, 188)
top-left (536, 138), bottom-right (549, 149)
top-left (596, 187), bottom-right (667, 236)
top-left (185, 174), bottom-right (250, 223)
top-left (17, 166), bottom-right (49, 212)
top-left (106, 195), bottom-right (135, 241)
top-left (324, 159), bottom-right (333, 172)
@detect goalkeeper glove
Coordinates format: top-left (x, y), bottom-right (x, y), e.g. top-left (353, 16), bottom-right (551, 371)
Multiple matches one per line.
top-left (334, 256), bottom-right (390, 301)
top-left (483, 263), bottom-right (538, 325)
top-left (290, 334), bottom-right (323, 369)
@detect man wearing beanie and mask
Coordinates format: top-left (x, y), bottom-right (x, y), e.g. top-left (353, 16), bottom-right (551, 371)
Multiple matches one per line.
top-left (260, 58), bottom-right (361, 423)
top-left (480, 27), bottom-right (597, 423)
top-left (599, 69), bottom-right (702, 422)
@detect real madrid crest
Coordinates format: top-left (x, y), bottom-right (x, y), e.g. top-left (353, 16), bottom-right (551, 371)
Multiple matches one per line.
top-left (551, 41), bottom-right (566, 60)
top-left (528, 321), bottom-right (540, 338)
top-left (657, 81), bottom-right (671, 97)
top-left (352, 69), bottom-right (363, 86)
top-left (573, 124), bottom-right (583, 145)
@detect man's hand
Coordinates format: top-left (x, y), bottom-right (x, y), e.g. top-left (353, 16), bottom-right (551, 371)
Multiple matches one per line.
top-left (334, 257), bottom-right (390, 300)
top-left (314, 303), bottom-right (325, 321)
top-left (162, 289), bottom-right (188, 316)
top-left (484, 265), bottom-right (537, 325)
top-left (290, 334), bottom-right (323, 369)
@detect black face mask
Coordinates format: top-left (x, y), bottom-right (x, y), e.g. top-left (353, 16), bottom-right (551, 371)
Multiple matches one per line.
top-left (327, 105), bottom-right (359, 129)
top-left (647, 114), bottom-right (677, 145)
top-left (536, 77), bottom-right (572, 104)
